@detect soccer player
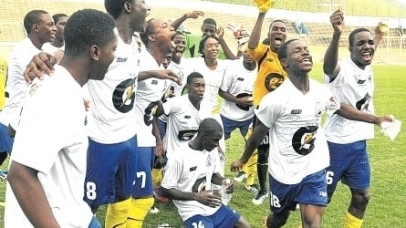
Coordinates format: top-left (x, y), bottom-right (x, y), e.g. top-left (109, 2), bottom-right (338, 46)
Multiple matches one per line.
top-left (231, 38), bottom-right (391, 228)
top-left (42, 13), bottom-right (68, 63)
top-left (129, 17), bottom-right (178, 226)
top-left (0, 10), bottom-right (56, 156)
top-left (161, 118), bottom-right (251, 228)
top-left (323, 10), bottom-right (386, 228)
top-left (4, 9), bottom-right (117, 228)
top-left (219, 50), bottom-right (258, 193)
top-left (244, 5), bottom-right (288, 205)
top-left (153, 72), bottom-right (211, 159)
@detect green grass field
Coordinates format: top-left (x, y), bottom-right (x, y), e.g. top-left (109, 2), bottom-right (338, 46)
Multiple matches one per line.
top-left (0, 62), bottom-right (404, 228)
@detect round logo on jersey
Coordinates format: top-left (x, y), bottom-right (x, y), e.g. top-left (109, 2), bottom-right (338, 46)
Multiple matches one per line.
top-left (264, 73), bottom-right (285, 92)
top-left (192, 177), bottom-right (206, 193)
top-left (235, 93), bottom-right (252, 111)
top-left (112, 78), bottom-right (136, 113)
top-left (292, 126), bottom-right (318, 155)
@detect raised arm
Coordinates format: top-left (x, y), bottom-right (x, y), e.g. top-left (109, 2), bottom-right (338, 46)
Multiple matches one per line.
top-left (323, 9), bottom-right (344, 80)
top-left (373, 22), bottom-right (385, 50)
top-left (248, 12), bottom-right (267, 50)
top-left (170, 11), bottom-right (204, 31)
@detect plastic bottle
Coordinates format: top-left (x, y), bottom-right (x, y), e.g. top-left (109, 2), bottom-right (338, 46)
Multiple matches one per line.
top-left (221, 178), bottom-right (232, 205)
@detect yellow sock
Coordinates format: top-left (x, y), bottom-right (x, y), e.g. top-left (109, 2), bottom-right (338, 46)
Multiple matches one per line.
top-left (105, 198), bottom-right (132, 228)
top-left (344, 211), bottom-right (364, 228)
top-left (244, 150), bottom-right (258, 186)
top-left (152, 168), bottom-right (163, 187)
top-left (127, 197), bottom-right (155, 228)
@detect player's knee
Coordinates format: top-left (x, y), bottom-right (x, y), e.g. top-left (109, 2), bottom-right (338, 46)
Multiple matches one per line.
top-left (267, 212), bottom-right (289, 228)
top-left (352, 189), bottom-right (370, 207)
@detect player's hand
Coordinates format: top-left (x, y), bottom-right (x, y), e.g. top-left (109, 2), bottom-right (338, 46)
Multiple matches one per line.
top-left (194, 190), bottom-right (222, 207)
top-left (185, 10), bottom-right (204, 19)
top-left (222, 179), bottom-right (235, 194)
top-left (237, 96), bottom-right (254, 107)
top-left (155, 69), bottom-right (182, 85)
top-left (374, 21), bottom-right (387, 44)
top-left (330, 9), bottom-right (344, 34)
top-left (83, 99), bottom-right (91, 111)
top-left (375, 115), bottom-right (394, 126)
top-left (24, 52), bottom-right (57, 83)
top-left (230, 159), bottom-right (244, 172)
top-left (216, 26), bottom-right (224, 40)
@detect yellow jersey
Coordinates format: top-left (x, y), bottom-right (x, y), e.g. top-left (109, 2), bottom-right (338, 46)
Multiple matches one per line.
top-left (247, 43), bottom-right (287, 106)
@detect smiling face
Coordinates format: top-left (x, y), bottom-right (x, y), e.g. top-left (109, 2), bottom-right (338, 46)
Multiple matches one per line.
top-left (349, 31), bottom-right (375, 69)
top-left (283, 40), bottom-right (313, 73)
top-left (201, 36), bottom-right (219, 60)
top-left (268, 21), bottom-right (287, 52)
top-left (36, 13), bottom-right (57, 44)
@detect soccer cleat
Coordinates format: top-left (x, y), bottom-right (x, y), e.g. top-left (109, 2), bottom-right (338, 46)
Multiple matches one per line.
top-left (252, 191), bottom-right (268, 205)
top-left (234, 171), bottom-right (247, 183)
top-left (245, 184), bottom-right (259, 195)
top-left (149, 206), bottom-right (160, 214)
top-left (157, 223), bottom-right (171, 228)
top-left (0, 170), bottom-right (8, 180)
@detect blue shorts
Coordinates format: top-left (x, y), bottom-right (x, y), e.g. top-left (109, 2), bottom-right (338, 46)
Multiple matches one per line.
top-left (0, 123), bottom-right (13, 154)
top-left (184, 204), bottom-right (241, 228)
top-left (326, 140), bottom-right (370, 198)
top-left (132, 147), bottom-right (154, 198)
top-left (84, 135), bottom-right (138, 207)
top-left (220, 115), bottom-right (253, 140)
top-left (269, 170), bottom-right (327, 215)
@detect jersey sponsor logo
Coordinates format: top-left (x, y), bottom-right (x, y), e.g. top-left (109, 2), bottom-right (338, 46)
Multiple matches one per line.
top-left (356, 79), bottom-right (366, 84)
top-left (237, 77), bottom-right (245, 81)
top-left (151, 79), bottom-right (158, 85)
top-left (178, 130), bottom-right (198, 141)
top-left (190, 166), bottom-right (197, 171)
top-left (265, 58), bottom-right (274, 62)
top-left (290, 109), bottom-right (302, 114)
top-left (356, 93), bottom-right (371, 111)
top-left (264, 73), bottom-right (284, 92)
top-left (192, 176), bottom-right (206, 193)
top-left (112, 78), bottom-right (136, 113)
top-left (292, 126), bottom-right (318, 155)
top-left (184, 115), bottom-right (191, 119)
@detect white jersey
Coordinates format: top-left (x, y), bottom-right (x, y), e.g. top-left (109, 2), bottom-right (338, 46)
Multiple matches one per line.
top-left (135, 51), bottom-right (168, 147)
top-left (191, 58), bottom-right (230, 114)
top-left (161, 143), bottom-right (222, 221)
top-left (220, 58), bottom-right (256, 121)
top-left (162, 95), bottom-right (212, 158)
top-left (324, 58), bottom-right (375, 143)
top-left (86, 35), bottom-right (140, 144)
top-left (255, 78), bottom-right (340, 184)
top-left (167, 58), bottom-right (193, 97)
top-left (0, 38), bottom-right (42, 129)
top-left (5, 65), bottom-right (93, 227)
top-left (42, 42), bottom-right (65, 54)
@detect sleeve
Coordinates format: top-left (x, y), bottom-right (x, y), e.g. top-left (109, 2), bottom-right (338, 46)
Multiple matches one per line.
top-left (254, 94), bottom-right (282, 128)
top-left (10, 79), bottom-right (75, 173)
top-left (161, 156), bottom-right (183, 189)
top-left (162, 97), bottom-right (181, 116)
top-left (246, 43), bottom-right (267, 62)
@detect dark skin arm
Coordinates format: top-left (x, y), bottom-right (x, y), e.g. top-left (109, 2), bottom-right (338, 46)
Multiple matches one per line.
top-left (217, 27), bottom-right (237, 60)
top-left (247, 12), bottom-right (267, 50)
top-left (230, 121), bottom-right (269, 172)
top-left (170, 11), bottom-right (204, 30)
top-left (336, 103), bottom-right (392, 125)
top-left (8, 161), bottom-right (60, 228)
top-left (152, 103), bottom-right (166, 157)
top-left (161, 186), bottom-right (222, 208)
top-left (323, 9), bottom-right (344, 80)
top-left (219, 89), bottom-right (253, 107)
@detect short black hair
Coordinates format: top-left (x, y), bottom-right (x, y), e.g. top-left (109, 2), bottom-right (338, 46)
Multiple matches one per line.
top-left (105, 0), bottom-right (134, 19)
top-left (277, 39), bottom-right (299, 61)
top-left (64, 9), bottom-right (116, 57)
top-left (269, 19), bottom-right (286, 31)
top-left (203, 18), bottom-right (216, 27)
top-left (175, 30), bottom-right (185, 36)
top-left (23, 10), bottom-right (49, 34)
top-left (140, 18), bottom-right (155, 46)
top-left (198, 118), bottom-right (223, 136)
top-left (186, 72), bottom-right (204, 85)
top-left (53, 13), bottom-right (68, 24)
top-left (198, 34), bottom-right (220, 56)
top-left (348, 27), bottom-right (372, 47)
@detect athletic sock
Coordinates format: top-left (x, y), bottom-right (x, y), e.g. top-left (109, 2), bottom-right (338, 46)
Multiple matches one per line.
top-left (127, 197), bottom-right (155, 227)
top-left (344, 211), bottom-right (363, 228)
top-left (105, 198), bottom-right (132, 228)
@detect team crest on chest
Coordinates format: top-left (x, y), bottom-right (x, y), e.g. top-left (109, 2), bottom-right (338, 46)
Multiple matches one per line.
top-left (206, 154), bottom-right (212, 167)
